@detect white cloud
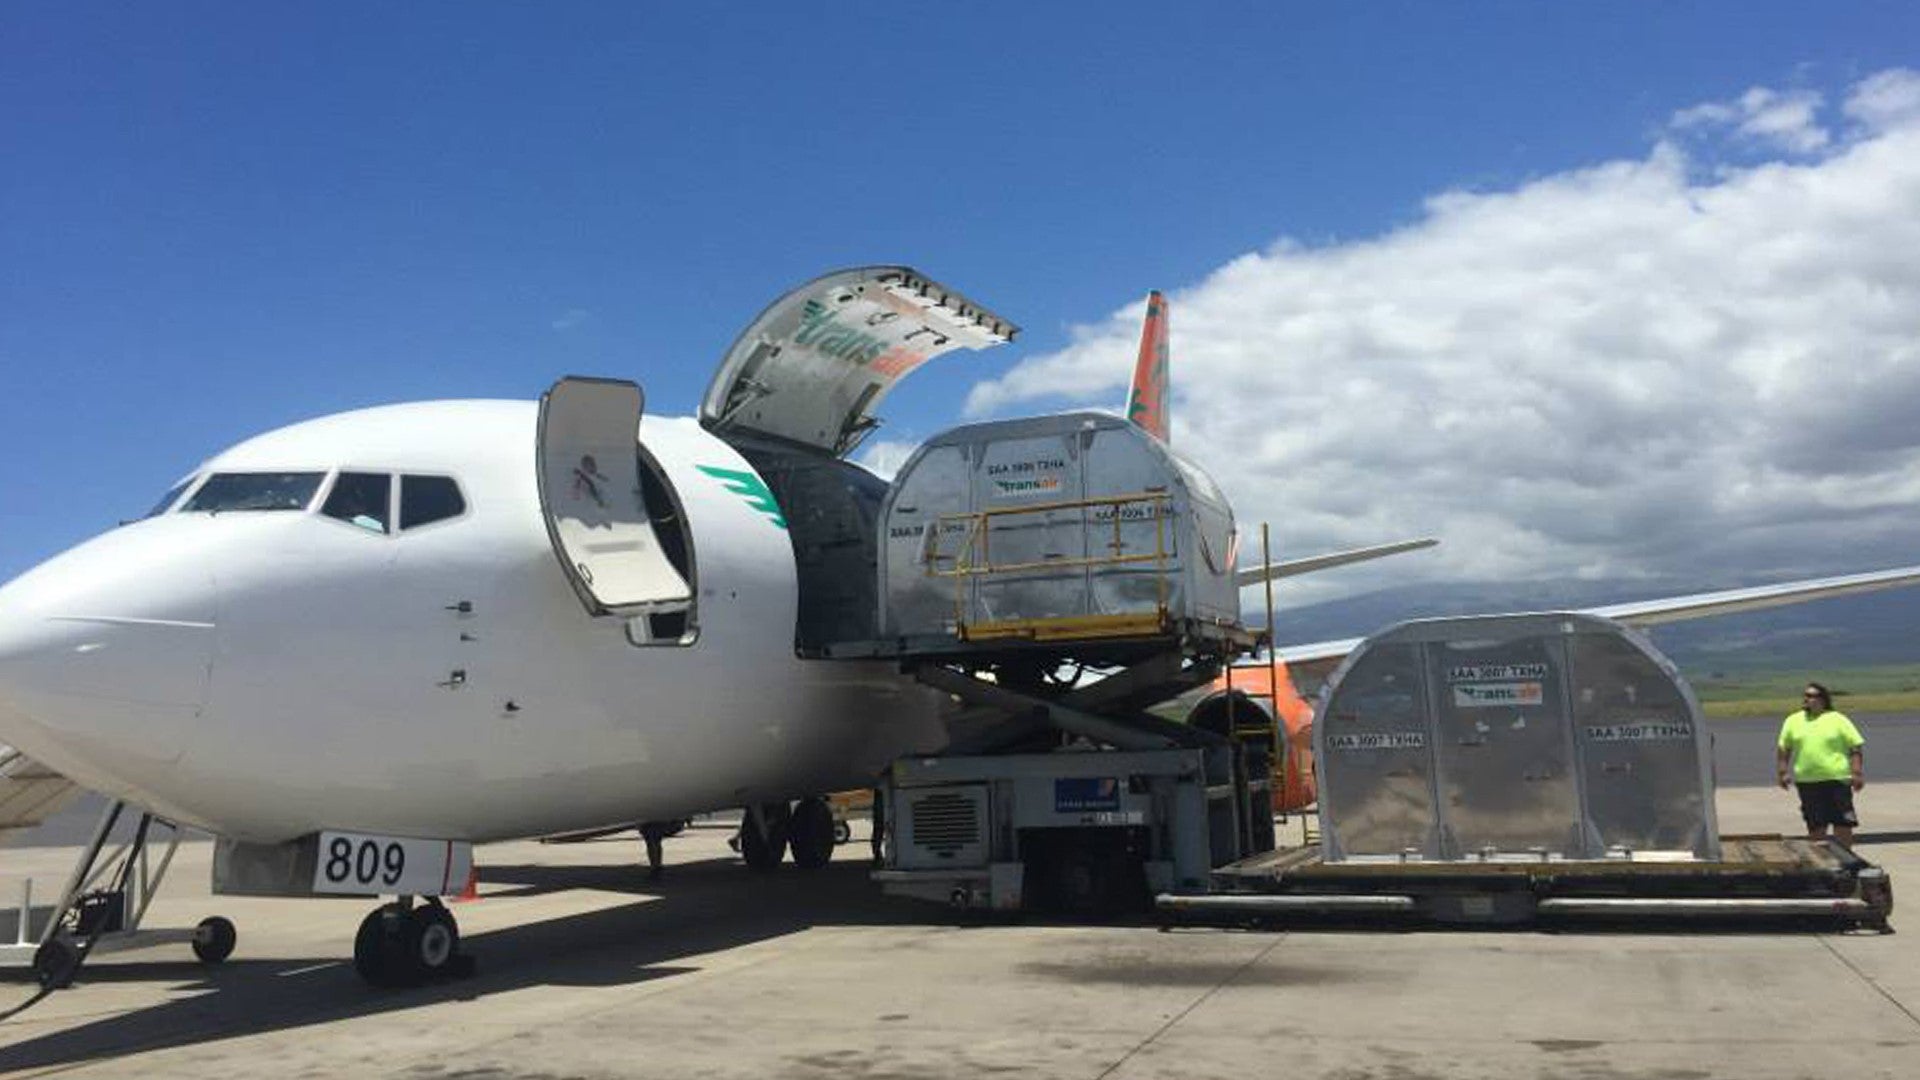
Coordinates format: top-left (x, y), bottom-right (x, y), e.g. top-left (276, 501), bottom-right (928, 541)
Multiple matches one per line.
top-left (967, 69), bottom-right (1920, 606)
top-left (1671, 85), bottom-right (1830, 154)
top-left (1844, 69), bottom-right (1920, 132)
top-left (854, 438), bottom-right (920, 481)
top-left (551, 308), bottom-right (592, 332)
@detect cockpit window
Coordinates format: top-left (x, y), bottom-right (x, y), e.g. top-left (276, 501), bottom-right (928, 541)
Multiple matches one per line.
top-left (145, 477), bottom-right (196, 518)
top-left (181, 472), bottom-right (325, 513)
top-left (321, 472), bottom-right (392, 534)
top-left (400, 475), bottom-right (466, 530)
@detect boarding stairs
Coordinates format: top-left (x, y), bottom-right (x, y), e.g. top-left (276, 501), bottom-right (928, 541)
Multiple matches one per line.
top-left (0, 744), bottom-right (81, 841)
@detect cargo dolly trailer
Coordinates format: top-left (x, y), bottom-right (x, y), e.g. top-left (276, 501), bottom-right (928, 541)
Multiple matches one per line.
top-left (1161, 614), bottom-right (1893, 930)
top-left (1170, 835), bottom-right (1891, 929)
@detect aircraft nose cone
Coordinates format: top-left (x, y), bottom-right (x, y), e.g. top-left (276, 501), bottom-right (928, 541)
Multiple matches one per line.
top-left (0, 605), bottom-right (213, 710)
top-left (0, 526), bottom-right (218, 782)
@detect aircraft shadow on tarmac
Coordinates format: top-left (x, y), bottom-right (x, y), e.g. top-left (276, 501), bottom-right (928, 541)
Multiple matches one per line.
top-left (0, 850), bottom-right (926, 1072)
top-left (0, 836), bottom-right (1894, 1070)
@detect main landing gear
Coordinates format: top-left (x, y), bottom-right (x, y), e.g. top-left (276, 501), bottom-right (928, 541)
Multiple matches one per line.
top-left (736, 796), bottom-right (839, 872)
top-left (790, 796), bottom-right (837, 869)
top-left (352, 896), bottom-right (473, 988)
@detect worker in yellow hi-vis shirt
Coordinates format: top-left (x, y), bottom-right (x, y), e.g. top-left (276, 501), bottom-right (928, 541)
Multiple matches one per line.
top-left (1775, 682), bottom-right (1866, 846)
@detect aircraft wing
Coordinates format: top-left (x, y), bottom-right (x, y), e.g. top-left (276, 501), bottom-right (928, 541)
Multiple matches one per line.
top-left (0, 743), bottom-right (82, 839)
top-left (1268, 637), bottom-right (1371, 688)
top-left (1587, 563), bottom-right (1920, 627)
top-left (1235, 538), bottom-right (1439, 589)
top-left (1268, 562), bottom-right (1920, 688)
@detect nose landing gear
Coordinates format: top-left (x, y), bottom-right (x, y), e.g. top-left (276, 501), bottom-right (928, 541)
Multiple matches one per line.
top-left (352, 896), bottom-right (473, 988)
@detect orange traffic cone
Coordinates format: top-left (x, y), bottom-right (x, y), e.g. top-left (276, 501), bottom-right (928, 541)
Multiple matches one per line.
top-left (450, 864), bottom-right (480, 903)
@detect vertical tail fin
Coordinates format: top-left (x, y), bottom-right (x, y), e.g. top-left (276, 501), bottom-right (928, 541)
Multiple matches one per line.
top-left (1125, 290), bottom-right (1170, 442)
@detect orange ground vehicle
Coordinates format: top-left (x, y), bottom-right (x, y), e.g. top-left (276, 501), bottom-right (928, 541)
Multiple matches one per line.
top-left (826, 789), bottom-right (872, 843)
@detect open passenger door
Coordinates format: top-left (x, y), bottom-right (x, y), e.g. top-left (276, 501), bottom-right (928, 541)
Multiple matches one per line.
top-left (701, 266), bottom-right (1017, 458)
top-left (537, 377), bottom-right (693, 618)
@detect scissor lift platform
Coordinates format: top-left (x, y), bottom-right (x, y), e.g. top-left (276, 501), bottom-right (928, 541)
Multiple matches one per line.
top-left (1162, 834), bottom-right (1891, 930)
top-left (872, 645), bottom-right (1280, 915)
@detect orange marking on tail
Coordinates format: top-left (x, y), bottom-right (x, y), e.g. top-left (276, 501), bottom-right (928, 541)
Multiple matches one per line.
top-left (1126, 290), bottom-right (1171, 442)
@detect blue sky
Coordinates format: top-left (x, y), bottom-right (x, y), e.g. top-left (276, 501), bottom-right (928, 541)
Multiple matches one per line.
top-left (4, 3), bottom-right (1919, 593)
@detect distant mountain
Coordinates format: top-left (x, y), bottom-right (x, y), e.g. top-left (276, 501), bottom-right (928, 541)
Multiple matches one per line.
top-left (1272, 578), bottom-right (1920, 673)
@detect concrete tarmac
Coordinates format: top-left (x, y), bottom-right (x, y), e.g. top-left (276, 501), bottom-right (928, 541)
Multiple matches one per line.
top-left (2, 786), bottom-right (1918, 1079)
top-left (1710, 711), bottom-right (1920, 786)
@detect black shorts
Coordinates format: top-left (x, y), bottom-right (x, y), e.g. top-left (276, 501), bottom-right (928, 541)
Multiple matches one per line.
top-left (1796, 780), bottom-right (1859, 828)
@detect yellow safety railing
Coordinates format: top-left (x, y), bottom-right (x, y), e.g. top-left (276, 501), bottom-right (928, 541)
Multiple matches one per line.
top-left (925, 491), bottom-right (1175, 641)
top-left (1226, 522), bottom-right (1319, 847)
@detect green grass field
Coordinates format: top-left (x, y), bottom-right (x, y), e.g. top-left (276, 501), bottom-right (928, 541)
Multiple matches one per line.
top-left (1687, 662), bottom-right (1920, 719)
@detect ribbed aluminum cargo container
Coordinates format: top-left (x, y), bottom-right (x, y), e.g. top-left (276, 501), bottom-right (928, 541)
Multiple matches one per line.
top-left (878, 412), bottom-right (1239, 649)
top-left (1316, 613), bottom-right (1721, 863)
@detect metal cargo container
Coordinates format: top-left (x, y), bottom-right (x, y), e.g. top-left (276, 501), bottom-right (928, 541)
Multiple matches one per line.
top-left (1315, 613), bottom-right (1721, 863)
top-left (878, 412), bottom-right (1239, 651)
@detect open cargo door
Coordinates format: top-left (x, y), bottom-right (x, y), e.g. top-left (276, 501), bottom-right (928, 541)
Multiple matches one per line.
top-left (701, 266), bottom-right (1017, 458)
top-left (537, 377), bottom-right (693, 617)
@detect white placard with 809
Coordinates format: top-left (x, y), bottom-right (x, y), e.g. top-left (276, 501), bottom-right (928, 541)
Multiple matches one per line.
top-left (312, 830), bottom-right (474, 897)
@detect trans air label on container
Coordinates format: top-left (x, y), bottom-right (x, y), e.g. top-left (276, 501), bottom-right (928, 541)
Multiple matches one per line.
top-left (1055, 777), bottom-right (1121, 812)
top-left (1585, 721), bottom-right (1692, 742)
top-left (1328, 732), bottom-right (1428, 751)
top-left (987, 456), bottom-right (1067, 498)
top-left (991, 476), bottom-right (1063, 497)
top-left (1448, 663), bottom-right (1548, 682)
top-left (1452, 682), bottom-right (1544, 708)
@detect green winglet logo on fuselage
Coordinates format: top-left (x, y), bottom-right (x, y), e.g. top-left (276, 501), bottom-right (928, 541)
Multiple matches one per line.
top-left (697, 465), bottom-right (787, 529)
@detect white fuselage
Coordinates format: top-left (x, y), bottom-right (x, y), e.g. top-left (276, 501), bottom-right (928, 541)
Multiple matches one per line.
top-left (0, 401), bottom-right (948, 843)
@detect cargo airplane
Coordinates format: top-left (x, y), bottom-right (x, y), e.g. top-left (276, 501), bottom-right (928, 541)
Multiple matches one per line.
top-left (3, 267), bottom-right (1918, 990)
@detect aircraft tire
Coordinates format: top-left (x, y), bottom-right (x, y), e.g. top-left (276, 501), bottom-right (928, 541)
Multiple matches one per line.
top-left (405, 904), bottom-right (460, 980)
top-left (353, 904), bottom-right (407, 988)
top-left (740, 804), bottom-right (789, 872)
top-left (191, 916), bottom-right (237, 964)
top-left (789, 797), bottom-right (837, 870)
